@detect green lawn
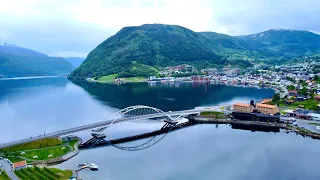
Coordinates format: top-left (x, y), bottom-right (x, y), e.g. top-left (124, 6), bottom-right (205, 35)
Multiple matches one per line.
top-left (20, 146), bottom-right (70, 160)
top-left (123, 76), bottom-right (147, 82)
top-left (69, 139), bottom-right (79, 151)
top-left (200, 111), bottom-right (226, 119)
top-left (0, 138), bottom-right (72, 162)
top-left (97, 74), bottom-right (118, 82)
top-left (15, 167), bottom-right (72, 180)
top-left (0, 138), bottom-right (63, 153)
top-left (0, 170), bottom-right (10, 180)
top-left (200, 111), bottom-right (224, 116)
top-left (291, 100), bottom-right (319, 110)
top-left (96, 74), bottom-right (147, 83)
top-left (308, 122), bottom-right (320, 126)
top-left (6, 156), bottom-right (25, 163)
top-left (4, 145), bottom-right (70, 161)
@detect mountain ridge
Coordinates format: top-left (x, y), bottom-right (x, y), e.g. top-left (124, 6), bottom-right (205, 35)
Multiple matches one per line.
top-left (68, 24), bottom-right (320, 78)
top-left (0, 43), bottom-right (74, 78)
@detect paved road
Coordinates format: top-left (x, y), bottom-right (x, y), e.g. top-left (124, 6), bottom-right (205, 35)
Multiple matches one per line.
top-left (0, 109), bottom-right (201, 149)
top-left (0, 158), bottom-right (19, 180)
top-left (295, 119), bottom-right (320, 133)
top-left (281, 117), bottom-right (320, 133)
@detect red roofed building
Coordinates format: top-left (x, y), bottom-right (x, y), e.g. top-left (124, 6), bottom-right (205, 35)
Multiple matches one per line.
top-left (288, 90), bottom-right (298, 96)
top-left (260, 98), bottom-right (272, 104)
top-left (256, 103), bottom-right (280, 114)
top-left (233, 102), bottom-right (253, 113)
top-left (12, 160), bottom-right (27, 170)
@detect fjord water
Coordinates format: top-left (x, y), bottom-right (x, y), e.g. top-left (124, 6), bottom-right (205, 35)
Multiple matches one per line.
top-left (1, 77), bottom-right (320, 180)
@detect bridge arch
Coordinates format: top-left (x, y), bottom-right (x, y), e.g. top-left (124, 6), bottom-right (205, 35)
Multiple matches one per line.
top-left (89, 105), bottom-right (192, 151)
top-left (94, 105), bottom-right (176, 132)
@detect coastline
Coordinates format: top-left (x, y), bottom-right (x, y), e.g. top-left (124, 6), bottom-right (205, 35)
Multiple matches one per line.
top-left (195, 117), bottom-right (320, 140)
top-left (0, 76), bottom-right (64, 80)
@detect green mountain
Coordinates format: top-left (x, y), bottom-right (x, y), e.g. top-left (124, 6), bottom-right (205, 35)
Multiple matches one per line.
top-left (238, 29), bottom-right (320, 58)
top-left (0, 43), bottom-right (74, 78)
top-left (200, 29), bottom-right (320, 63)
top-left (69, 24), bottom-right (320, 78)
top-left (70, 24), bottom-right (226, 78)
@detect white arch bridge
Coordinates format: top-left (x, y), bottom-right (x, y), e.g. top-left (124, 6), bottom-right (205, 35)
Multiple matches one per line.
top-left (0, 106), bottom-right (202, 149)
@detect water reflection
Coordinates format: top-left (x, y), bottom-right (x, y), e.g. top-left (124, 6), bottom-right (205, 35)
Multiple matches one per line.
top-left (0, 77), bottom-right (116, 143)
top-left (73, 80), bottom-right (274, 111)
top-left (57, 124), bottom-right (320, 180)
top-left (0, 77), bottom-right (68, 101)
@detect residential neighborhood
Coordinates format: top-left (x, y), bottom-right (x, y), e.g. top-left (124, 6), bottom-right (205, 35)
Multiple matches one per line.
top-left (148, 58), bottom-right (320, 113)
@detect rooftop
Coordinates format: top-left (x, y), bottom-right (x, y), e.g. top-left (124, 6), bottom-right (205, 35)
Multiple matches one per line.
top-left (234, 102), bottom-right (251, 107)
top-left (13, 160), bottom-right (27, 169)
top-left (260, 98), bottom-right (272, 104)
top-left (256, 103), bottom-right (277, 109)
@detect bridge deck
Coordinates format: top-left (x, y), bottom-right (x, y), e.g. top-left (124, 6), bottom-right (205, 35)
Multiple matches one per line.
top-left (0, 109), bottom-right (200, 149)
top-left (79, 121), bottom-right (196, 149)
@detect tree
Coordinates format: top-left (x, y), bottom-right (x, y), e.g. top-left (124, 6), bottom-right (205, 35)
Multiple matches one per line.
top-left (314, 75), bottom-right (320, 83)
top-left (298, 87), bottom-right (308, 96)
top-left (272, 93), bottom-right (281, 105)
top-left (287, 85), bottom-right (295, 91)
top-left (286, 76), bottom-right (295, 82)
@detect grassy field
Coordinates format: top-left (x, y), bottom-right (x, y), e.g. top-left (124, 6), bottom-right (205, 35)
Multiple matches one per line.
top-left (0, 138), bottom-right (63, 153)
top-left (200, 111), bottom-right (226, 119)
top-left (20, 146), bottom-right (70, 160)
top-left (6, 156), bottom-right (25, 163)
top-left (200, 111), bottom-right (224, 116)
top-left (0, 138), bottom-right (72, 162)
top-left (0, 170), bottom-right (10, 180)
top-left (123, 76), bottom-right (147, 82)
top-left (308, 122), bottom-right (320, 126)
top-left (97, 74), bottom-right (118, 82)
top-left (15, 167), bottom-right (72, 180)
top-left (279, 99), bottom-right (319, 111)
top-left (69, 139), bottom-right (79, 151)
top-left (3, 146), bottom-right (70, 161)
top-left (96, 74), bottom-right (147, 83)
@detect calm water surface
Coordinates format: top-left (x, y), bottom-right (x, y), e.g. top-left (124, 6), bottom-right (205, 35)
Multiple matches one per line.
top-left (1, 77), bottom-right (319, 180)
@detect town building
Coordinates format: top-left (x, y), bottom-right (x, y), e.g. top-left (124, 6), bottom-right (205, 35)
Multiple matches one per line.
top-left (256, 103), bottom-right (280, 114)
top-left (260, 98), bottom-right (272, 104)
top-left (233, 103), bottom-right (253, 113)
top-left (12, 160), bottom-right (27, 170)
top-left (288, 90), bottom-right (298, 96)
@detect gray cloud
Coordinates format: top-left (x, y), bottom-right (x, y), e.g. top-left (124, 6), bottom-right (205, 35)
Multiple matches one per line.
top-left (0, 0), bottom-right (319, 57)
top-left (209, 0), bottom-right (320, 35)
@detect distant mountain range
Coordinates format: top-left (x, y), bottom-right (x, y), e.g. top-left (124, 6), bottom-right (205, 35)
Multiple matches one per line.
top-left (0, 42), bottom-right (74, 78)
top-left (70, 24), bottom-right (320, 78)
top-left (65, 57), bottom-right (85, 68)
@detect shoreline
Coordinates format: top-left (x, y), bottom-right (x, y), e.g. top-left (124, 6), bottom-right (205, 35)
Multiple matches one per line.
top-left (0, 76), bottom-right (64, 80)
top-left (195, 117), bottom-right (320, 140)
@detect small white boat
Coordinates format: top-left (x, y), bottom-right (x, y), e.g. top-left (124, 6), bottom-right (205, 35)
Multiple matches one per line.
top-left (316, 126), bottom-right (320, 130)
top-left (88, 163), bottom-right (98, 171)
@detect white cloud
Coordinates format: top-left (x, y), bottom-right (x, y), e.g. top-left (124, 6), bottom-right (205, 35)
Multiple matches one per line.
top-left (0, 32), bottom-right (7, 42)
top-left (0, 0), bottom-right (319, 56)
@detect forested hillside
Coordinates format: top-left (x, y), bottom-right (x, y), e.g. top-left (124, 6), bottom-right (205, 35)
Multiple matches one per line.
top-left (0, 43), bottom-right (74, 78)
top-left (69, 24), bottom-right (320, 78)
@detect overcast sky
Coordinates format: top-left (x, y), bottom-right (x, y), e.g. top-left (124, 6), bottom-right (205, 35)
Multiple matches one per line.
top-left (0, 0), bottom-right (319, 57)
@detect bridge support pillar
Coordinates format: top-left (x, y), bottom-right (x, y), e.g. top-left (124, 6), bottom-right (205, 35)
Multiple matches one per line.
top-left (161, 120), bottom-right (178, 130)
